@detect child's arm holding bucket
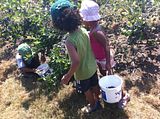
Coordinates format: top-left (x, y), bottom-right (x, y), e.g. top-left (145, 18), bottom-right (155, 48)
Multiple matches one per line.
top-left (93, 30), bottom-right (112, 75)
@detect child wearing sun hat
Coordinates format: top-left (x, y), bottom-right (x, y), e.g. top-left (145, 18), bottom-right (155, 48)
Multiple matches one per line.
top-left (80, 0), bottom-right (116, 76)
top-left (80, 0), bottom-right (130, 109)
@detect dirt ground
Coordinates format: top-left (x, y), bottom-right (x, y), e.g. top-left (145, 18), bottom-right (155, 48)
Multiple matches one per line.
top-left (0, 37), bottom-right (159, 119)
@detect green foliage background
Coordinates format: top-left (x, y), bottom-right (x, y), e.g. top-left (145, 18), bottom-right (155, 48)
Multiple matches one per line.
top-left (0, 0), bottom-right (159, 89)
top-left (0, 0), bottom-right (68, 87)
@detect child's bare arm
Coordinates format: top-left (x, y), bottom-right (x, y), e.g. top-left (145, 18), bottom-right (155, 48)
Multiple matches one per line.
top-left (20, 67), bottom-right (36, 73)
top-left (61, 40), bottom-right (80, 85)
top-left (93, 31), bottom-right (112, 74)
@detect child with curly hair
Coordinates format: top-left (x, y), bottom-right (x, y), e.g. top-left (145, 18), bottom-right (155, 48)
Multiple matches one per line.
top-left (50, 0), bottom-right (102, 113)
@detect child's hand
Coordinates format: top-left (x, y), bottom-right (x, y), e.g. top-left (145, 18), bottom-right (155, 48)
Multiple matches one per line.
top-left (61, 74), bottom-right (71, 85)
top-left (107, 70), bottom-right (112, 75)
top-left (41, 55), bottom-right (46, 63)
top-left (106, 63), bottom-right (112, 75)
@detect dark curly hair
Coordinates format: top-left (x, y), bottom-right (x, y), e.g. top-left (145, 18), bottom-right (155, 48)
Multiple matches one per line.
top-left (52, 7), bottom-right (82, 32)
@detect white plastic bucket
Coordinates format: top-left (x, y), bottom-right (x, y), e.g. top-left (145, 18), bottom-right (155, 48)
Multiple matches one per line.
top-left (99, 75), bottom-right (123, 103)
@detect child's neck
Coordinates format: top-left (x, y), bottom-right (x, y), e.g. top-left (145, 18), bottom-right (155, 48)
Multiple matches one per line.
top-left (90, 22), bottom-right (99, 32)
top-left (69, 28), bottom-right (79, 34)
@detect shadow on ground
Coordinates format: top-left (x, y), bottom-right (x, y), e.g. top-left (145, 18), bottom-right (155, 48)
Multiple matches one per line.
top-left (58, 91), bottom-right (129, 119)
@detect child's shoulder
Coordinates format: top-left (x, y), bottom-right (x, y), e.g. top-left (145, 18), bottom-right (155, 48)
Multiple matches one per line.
top-left (80, 27), bottom-right (88, 32)
top-left (91, 25), bottom-right (101, 33)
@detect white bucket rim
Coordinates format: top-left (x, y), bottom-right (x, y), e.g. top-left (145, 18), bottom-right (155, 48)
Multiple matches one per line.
top-left (99, 75), bottom-right (123, 90)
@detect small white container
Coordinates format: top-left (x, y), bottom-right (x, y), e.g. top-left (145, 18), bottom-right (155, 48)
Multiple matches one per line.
top-left (36, 63), bottom-right (52, 77)
top-left (99, 75), bottom-right (123, 103)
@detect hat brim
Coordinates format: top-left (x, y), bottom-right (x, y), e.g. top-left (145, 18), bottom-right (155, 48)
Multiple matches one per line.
top-left (80, 13), bottom-right (101, 21)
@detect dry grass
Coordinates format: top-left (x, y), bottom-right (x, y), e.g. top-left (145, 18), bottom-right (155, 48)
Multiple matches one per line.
top-left (0, 75), bottom-right (159, 119)
top-left (0, 78), bottom-right (29, 119)
top-left (0, 59), bottom-right (17, 82)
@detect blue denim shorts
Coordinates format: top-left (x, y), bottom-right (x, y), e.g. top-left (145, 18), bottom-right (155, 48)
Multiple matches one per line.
top-left (76, 72), bottom-right (99, 93)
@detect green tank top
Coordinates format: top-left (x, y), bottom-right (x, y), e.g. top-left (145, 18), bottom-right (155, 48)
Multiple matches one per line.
top-left (68, 27), bottom-right (97, 80)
